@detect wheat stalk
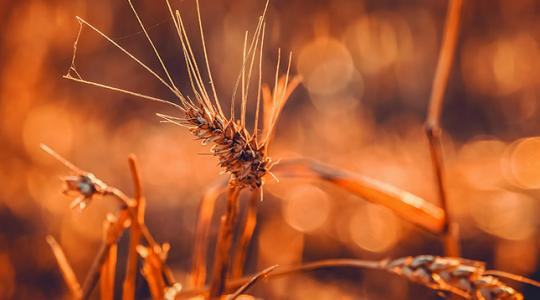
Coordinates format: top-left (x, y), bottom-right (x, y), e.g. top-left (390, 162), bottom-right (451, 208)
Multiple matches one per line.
top-left (424, 0), bottom-right (464, 256)
top-left (123, 155), bottom-right (145, 300)
top-left (99, 217), bottom-right (118, 300)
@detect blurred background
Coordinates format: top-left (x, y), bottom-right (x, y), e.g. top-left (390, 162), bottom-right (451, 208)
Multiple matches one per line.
top-left (1, 0), bottom-right (540, 299)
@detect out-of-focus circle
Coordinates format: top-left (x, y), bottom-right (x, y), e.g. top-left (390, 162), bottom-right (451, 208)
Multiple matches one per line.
top-left (492, 34), bottom-right (539, 95)
top-left (461, 33), bottom-right (540, 96)
top-left (470, 190), bottom-right (537, 240)
top-left (456, 139), bottom-right (506, 190)
top-left (349, 203), bottom-right (400, 252)
top-left (297, 37), bottom-right (354, 95)
top-left (505, 137), bottom-right (540, 189)
top-left (282, 184), bottom-right (331, 233)
top-left (345, 15), bottom-right (398, 74)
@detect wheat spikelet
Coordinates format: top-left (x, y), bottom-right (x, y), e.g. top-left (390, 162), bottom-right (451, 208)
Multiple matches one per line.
top-left (165, 104), bottom-right (271, 190)
top-left (157, 0), bottom-right (293, 190)
top-left (63, 0), bottom-right (295, 191)
top-left (385, 255), bottom-right (523, 300)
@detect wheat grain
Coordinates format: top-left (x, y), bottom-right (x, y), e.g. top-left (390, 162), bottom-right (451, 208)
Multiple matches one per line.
top-left (385, 256), bottom-right (523, 300)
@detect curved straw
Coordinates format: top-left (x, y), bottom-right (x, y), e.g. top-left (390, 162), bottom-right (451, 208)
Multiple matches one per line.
top-left (227, 265), bottom-right (278, 300)
top-left (271, 158), bottom-right (446, 234)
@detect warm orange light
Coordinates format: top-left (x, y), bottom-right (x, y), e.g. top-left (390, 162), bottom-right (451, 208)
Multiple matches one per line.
top-left (456, 139), bottom-right (506, 190)
top-left (470, 190), bottom-right (537, 240)
top-left (349, 203), bottom-right (400, 252)
top-left (22, 105), bottom-right (74, 164)
top-left (297, 37), bottom-right (354, 95)
top-left (258, 218), bottom-right (304, 265)
top-left (506, 137), bottom-right (540, 189)
top-left (282, 184), bottom-right (331, 233)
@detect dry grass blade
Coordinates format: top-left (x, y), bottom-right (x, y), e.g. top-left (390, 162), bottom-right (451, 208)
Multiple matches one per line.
top-left (227, 265), bottom-right (277, 300)
top-left (426, 0), bottom-right (463, 127)
top-left (137, 245), bottom-right (168, 299)
top-left (81, 210), bottom-right (130, 300)
top-left (100, 218), bottom-right (117, 300)
top-left (191, 177), bottom-right (228, 288)
top-left (230, 190), bottom-right (259, 279)
top-left (209, 216), bottom-right (230, 298)
top-left (46, 235), bottom-right (82, 299)
top-left (209, 186), bottom-right (242, 298)
top-left (271, 158), bottom-right (445, 234)
top-left (40, 144), bottom-right (82, 173)
top-left (261, 75), bottom-right (302, 150)
top-left (424, 0), bottom-right (464, 256)
top-left (122, 155), bottom-right (145, 300)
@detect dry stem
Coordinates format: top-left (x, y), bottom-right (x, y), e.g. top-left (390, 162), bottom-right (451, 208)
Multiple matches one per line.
top-left (122, 155), bottom-right (145, 300)
top-left (81, 209), bottom-right (130, 300)
top-left (227, 265), bottom-right (277, 300)
top-left (100, 218), bottom-right (118, 300)
top-left (230, 190), bottom-right (260, 279)
top-left (138, 245), bottom-right (168, 299)
top-left (424, 0), bottom-right (464, 256)
top-left (209, 185), bottom-right (241, 298)
top-left (46, 235), bottom-right (82, 299)
top-left (191, 177), bottom-right (228, 288)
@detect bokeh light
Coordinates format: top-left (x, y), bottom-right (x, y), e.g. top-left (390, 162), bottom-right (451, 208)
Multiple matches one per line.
top-left (456, 139), bottom-right (506, 190)
top-left (349, 203), bottom-right (400, 253)
top-left (282, 184), bottom-right (331, 233)
top-left (297, 37), bottom-right (354, 95)
top-left (504, 137), bottom-right (540, 189)
top-left (470, 190), bottom-right (538, 241)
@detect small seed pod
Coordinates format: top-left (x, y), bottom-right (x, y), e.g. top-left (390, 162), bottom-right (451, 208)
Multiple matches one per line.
top-left (61, 173), bottom-right (108, 210)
